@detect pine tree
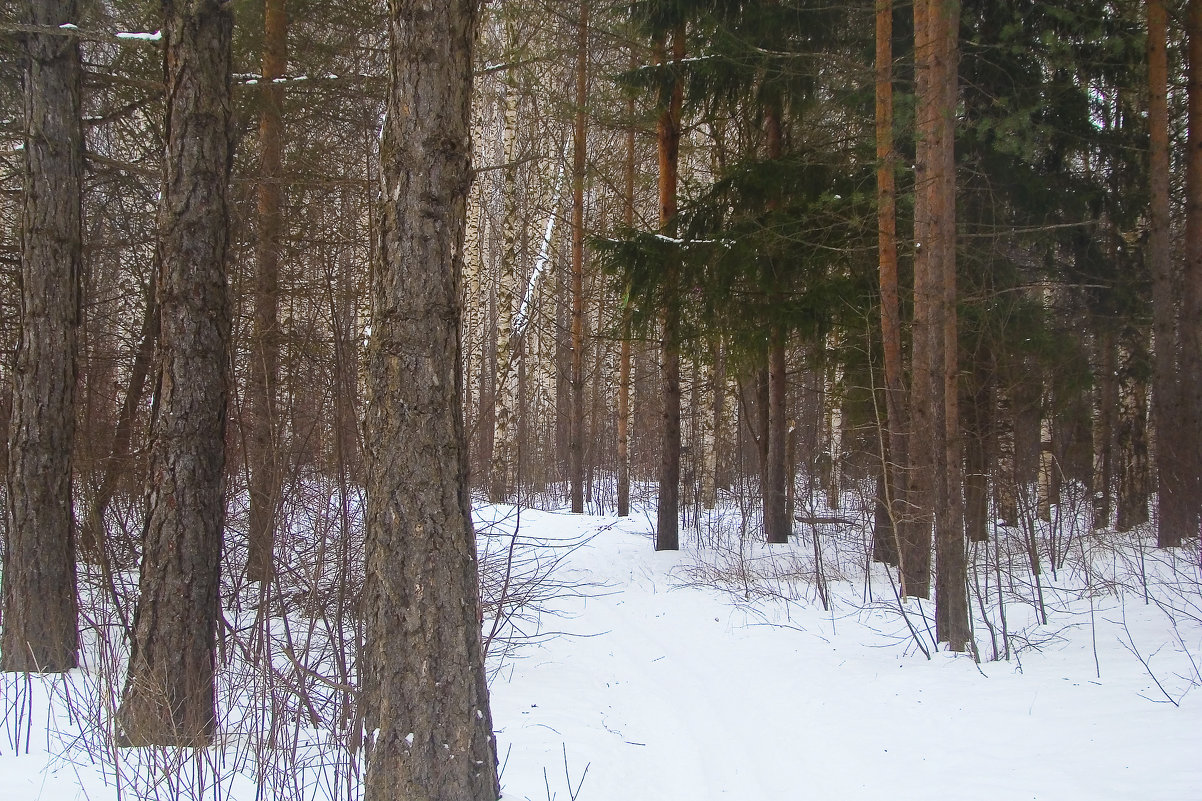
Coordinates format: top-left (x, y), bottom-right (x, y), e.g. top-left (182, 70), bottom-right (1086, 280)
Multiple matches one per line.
top-left (117, 0), bottom-right (234, 746)
top-left (363, 0), bottom-right (500, 796)
top-left (2, 0), bottom-right (83, 673)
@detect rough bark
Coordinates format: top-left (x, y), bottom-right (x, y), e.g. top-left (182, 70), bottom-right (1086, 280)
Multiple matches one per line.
top-left (247, 0), bottom-right (288, 584)
top-left (116, 0), bottom-right (233, 745)
top-left (655, 25), bottom-right (685, 552)
top-left (569, 0), bottom-right (588, 514)
top-left (363, 0), bottom-right (499, 798)
top-left (2, 0), bottom-right (83, 674)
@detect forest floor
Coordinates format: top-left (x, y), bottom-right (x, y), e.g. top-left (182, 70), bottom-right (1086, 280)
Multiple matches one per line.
top-left (1, 494), bottom-right (1200, 800)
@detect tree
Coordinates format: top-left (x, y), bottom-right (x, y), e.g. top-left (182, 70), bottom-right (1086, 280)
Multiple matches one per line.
top-left (116, 0), bottom-right (234, 746)
top-left (1180, 0), bottom-right (1202, 550)
top-left (246, 0), bottom-right (289, 584)
top-left (874, 0), bottom-right (905, 568)
top-left (653, 20), bottom-right (685, 551)
top-left (1, 0), bottom-right (83, 673)
top-left (363, 0), bottom-right (500, 797)
top-left (569, 0), bottom-right (590, 514)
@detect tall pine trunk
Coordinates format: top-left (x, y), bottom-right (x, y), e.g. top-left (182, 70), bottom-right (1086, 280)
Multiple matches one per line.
top-left (655, 24), bottom-right (685, 552)
top-left (929, 0), bottom-right (969, 652)
top-left (247, 0), bottom-right (288, 584)
top-left (116, 0), bottom-right (233, 745)
top-left (2, 0), bottom-right (84, 673)
top-left (364, 0), bottom-right (499, 797)
top-left (874, 0), bottom-right (904, 566)
top-left (1148, 0), bottom-right (1189, 548)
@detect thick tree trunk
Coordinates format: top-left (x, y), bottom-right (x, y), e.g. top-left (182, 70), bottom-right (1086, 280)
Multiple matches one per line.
top-left (364, 1), bottom-right (499, 799)
top-left (116, 0), bottom-right (233, 745)
top-left (931, 0), bottom-right (968, 652)
top-left (2, 0), bottom-right (83, 674)
top-left (655, 25), bottom-right (685, 552)
top-left (247, 0), bottom-right (288, 584)
top-left (569, 0), bottom-right (589, 514)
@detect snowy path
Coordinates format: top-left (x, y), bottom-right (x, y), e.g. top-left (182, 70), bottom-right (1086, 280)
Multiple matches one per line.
top-left (489, 509), bottom-right (1202, 801)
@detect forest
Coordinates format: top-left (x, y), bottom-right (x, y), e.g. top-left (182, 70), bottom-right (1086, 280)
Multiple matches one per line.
top-left (0, 0), bottom-right (1200, 799)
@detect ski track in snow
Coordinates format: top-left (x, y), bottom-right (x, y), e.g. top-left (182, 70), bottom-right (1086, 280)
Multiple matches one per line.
top-left (491, 508), bottom-right (1202, 801)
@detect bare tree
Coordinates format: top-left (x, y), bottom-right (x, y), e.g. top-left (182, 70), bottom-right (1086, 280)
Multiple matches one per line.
top-left (363, 0), bottom-right (500, 797)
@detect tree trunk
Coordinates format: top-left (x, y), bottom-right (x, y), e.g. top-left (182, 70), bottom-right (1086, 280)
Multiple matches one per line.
top-left (489, 87), bottom-right (521, 502)
top-left (617, 73), bottom-right (635, 518)
top-left (764, 329), bottom-right (790, 542)
top-left (2, 0), bottom-right (83, 674)
top-left (1116, 332), bottom-right (1151, 531)
top-left (80, 276), bottom-right (158, 562)
top-left (116, 0), bottom-right (233, 745)
top-left (1148, 0), bottom-right (1189, 548)
top-left (1092, 329), bottom-right (1117, 529)
top-left (364, 0), bottom-right (499, 798)
top-left (963, 355), bottom-right (991, 543)
top-left (569, 0), bottom-right (589, 514)
top-left (932, 0), bottom-right (968, 651)
top-left (1180, 0), bottom-right (1202, 548)
top-left (655, 24), bottom-right (685, 552)
top-left (247, 0), bottom-right (288, 584)
top-left (905, 0), bottom-right (936, 600)
top-left (874, 0), bottom-right (904, 567)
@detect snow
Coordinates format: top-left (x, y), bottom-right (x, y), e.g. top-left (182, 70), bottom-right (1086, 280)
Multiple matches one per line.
top-left (0, 495), bottom-right (1199, 800)
top-left (114, 31), bottom-right (162, 42)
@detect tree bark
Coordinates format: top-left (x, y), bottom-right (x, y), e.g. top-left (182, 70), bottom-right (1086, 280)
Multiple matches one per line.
top-left (764, 328), bottom-right (790, 542)
top-left (363, 1), bottom-right (499, 798)
top-left (655, 24), bottom-right (685, 552)
top-left (874, 0), bottom-right (904, 566)
top-left (569, 0), bottom-right (589, 514)
top-left (1180, 0), bottom-right (1202, 549)
top-left (1148, 0), bottom-right (1190, 548)
top-left (930, 0), bottom-right (968, 652)
top-left (489, 86), bottom-right (521, 503)
top-left (116, 0), bottom-right (233, 746)
top-left (617, 63), bottom-right (635, 518)
top-left (905, 0), bottom-right (936, 599)
top-left (247, 0), bottom-right (288, 584)
top-left (80, 276), bottom-right (158, 562)
top-left (2, 0), bottom-right (83, 674)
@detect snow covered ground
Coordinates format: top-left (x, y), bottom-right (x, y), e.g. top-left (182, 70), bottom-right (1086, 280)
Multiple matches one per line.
top-left (1, 499), bottom-right (1200, 800)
